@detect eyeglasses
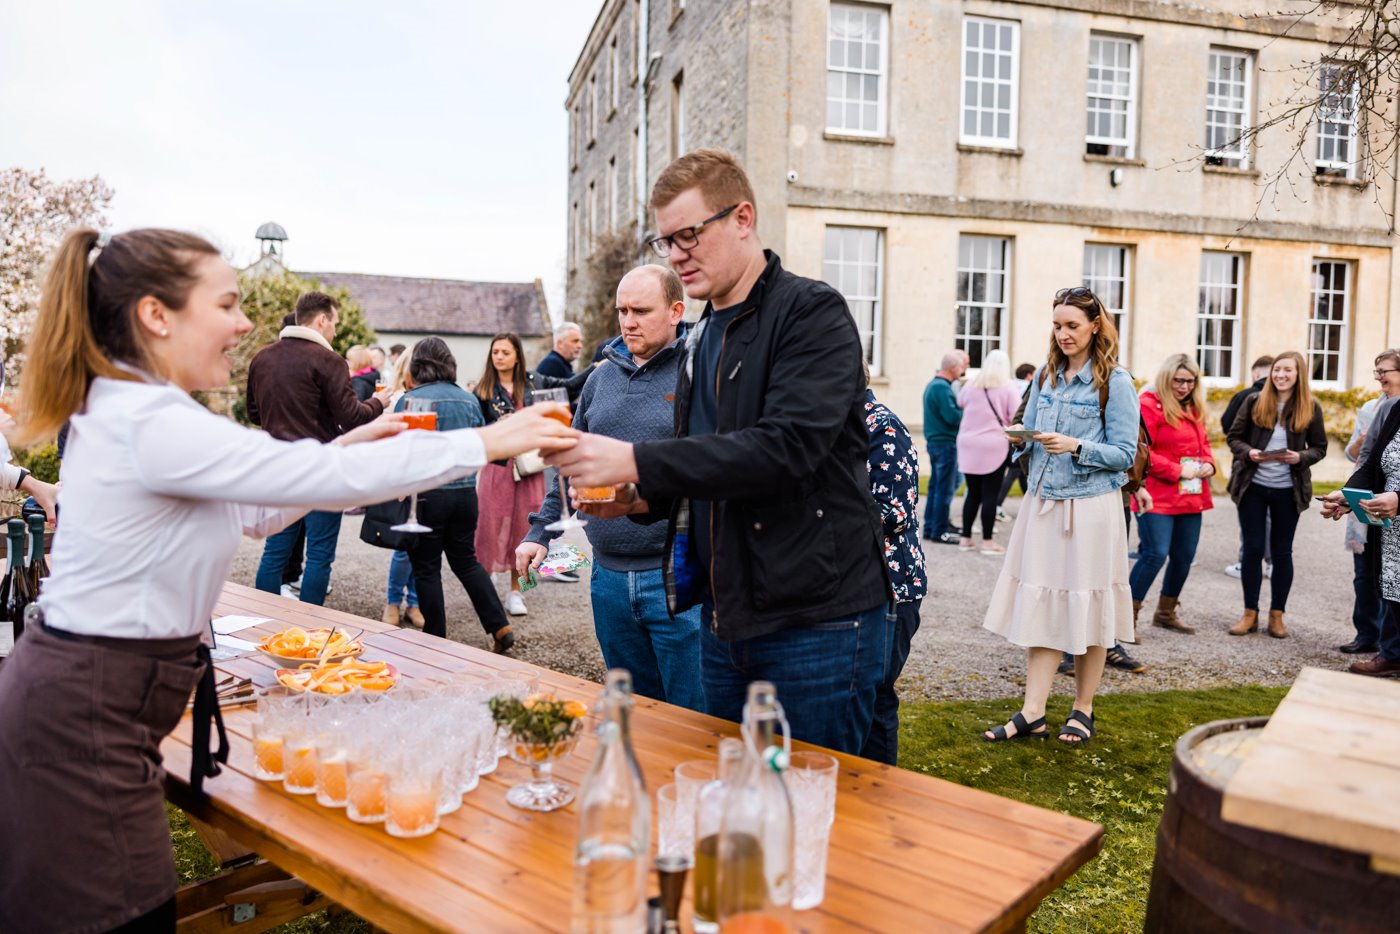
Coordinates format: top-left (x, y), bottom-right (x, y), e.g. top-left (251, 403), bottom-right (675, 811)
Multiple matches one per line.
top-left (646, 205), bottom-right (738, 258)
top-left (1171, 377), bottom-right (1198, 387)
top-left (1054, 286), bottom-right (1104, 314)
top-left (1375, 369), bottom-right (1399, 378)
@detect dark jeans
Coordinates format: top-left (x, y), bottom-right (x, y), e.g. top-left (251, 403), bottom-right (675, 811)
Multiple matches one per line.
top-left (1238, 483), bottom-right (1300, 611)
top-left (998, 465), bottom-right (1026, 505)
top-left (255, 511), bottom-right (342, 605)
top-left (961, 467), bottom-right (1007, 540)
top-left (1129, 512), bottom-right (1203, 602)
top-left (282, 524), bottom-right (305, 585)
top-left (861, 599), bottom-right (921, 765)
top-left (1352, 552), bottom-right (1385, 646)
top-left (923, 443), bottom-right (959, 538)
top-left (406, 486), bottom-right (507, 639)
top-left (699, 602), bottom-right (888, 755)
top-left (1380, 600), bottom-right (1400, 662)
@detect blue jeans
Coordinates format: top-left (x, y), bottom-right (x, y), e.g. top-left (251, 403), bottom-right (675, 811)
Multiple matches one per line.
top-left (861, 600), bottom-right (920, 765)
top-left (1129, 513), bottom-right (1203, 602)
top-left (923, 443), bottom-right (959, 538)
top-left (385, 549), bottom-right (419, 609)
top-left (590, 565), bottom-right (704, 712)
top-left (699, 602), bottom-right (888, 754)
top-left (255, 511), bottom-right (343, 605)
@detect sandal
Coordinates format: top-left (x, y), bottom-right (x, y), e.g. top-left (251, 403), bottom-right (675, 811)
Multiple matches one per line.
top-left (1058, 709), bottom-right (1096, 745)
top-left (981, 711), bottom-right (1048, 742)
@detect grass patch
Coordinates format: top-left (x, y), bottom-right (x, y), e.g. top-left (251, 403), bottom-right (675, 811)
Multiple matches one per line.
top-left (169, 686), bottom-right (1284, 933)
top-left (898, 685), bottom-right (1286, 933)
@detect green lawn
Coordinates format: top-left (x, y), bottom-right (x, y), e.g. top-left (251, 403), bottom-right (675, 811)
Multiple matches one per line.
top-left (171, 685), bottom-right (1285, 933)
top-left (898, 685), bottom-right (1287, 933)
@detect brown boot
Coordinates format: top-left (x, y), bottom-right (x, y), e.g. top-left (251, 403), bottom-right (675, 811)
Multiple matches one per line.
top-left (1229, 609), bottom-right (1258, 636)
top-left (1153, 595), bottom-right (1196, 634)
top-left (1129, 601), bottom-right (1143, 642)
top-left (405, 607), bottom-right (426, 629)
top-left (382, 604), bottom-right (401, 627)
top-left (1267, 610), bottom-right (1288, 639)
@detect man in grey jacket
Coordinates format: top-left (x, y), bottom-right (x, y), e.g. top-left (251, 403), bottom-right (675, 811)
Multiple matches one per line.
top-left (515, 265), bottom-right (703, 710)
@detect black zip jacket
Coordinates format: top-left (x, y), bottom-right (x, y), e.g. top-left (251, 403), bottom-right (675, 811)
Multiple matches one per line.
top-left (632, 251), bottom-right (891, 641)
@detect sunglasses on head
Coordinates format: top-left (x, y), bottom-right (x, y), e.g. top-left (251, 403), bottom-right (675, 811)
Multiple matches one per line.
top-left (1054, 286), bottom-right (1104, 315)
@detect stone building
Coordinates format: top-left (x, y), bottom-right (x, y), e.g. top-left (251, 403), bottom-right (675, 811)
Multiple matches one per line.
top-left (565, 0), bottom-right (1397, 442)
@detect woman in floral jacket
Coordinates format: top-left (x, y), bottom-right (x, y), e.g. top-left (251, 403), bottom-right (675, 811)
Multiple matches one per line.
top-left (860, 385), bottom-right (927, 765)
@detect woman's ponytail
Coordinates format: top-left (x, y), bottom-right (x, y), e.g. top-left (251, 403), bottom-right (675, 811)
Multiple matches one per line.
top-left (17, 228), bottom-right (122, 444)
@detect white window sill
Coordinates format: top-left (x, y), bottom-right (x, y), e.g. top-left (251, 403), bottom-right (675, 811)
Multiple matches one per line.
top-left (1314, 172), bottom-right (1367, 188)
top-left (1203, 163), bottom-right (1259, 178)
top-left (958, 142), bottom-right (1023, 156)
top-left (1084, 153), bottom-right (1145, 167)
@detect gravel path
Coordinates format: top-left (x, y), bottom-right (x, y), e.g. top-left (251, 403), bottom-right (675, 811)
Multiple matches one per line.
top-left (229, 497), bottom-right (1361, 702)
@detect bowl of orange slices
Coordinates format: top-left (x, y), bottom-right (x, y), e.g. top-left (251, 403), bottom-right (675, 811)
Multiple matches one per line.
top-left (274, 657), bottom-right (398, 694)
top-left (257, 627), bottom-right (363, 667)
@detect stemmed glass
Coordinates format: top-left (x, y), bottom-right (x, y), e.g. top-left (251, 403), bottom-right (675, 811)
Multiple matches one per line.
top-left (531, 387), bottom-right (587, 532)
top-left (391, 398), bottom-right (435, 534)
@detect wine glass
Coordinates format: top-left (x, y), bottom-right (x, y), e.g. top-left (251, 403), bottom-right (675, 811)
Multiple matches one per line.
top-left (531, 387), bottom-right (588, 532)
top-left (391, 398), bottom-right (435, 534)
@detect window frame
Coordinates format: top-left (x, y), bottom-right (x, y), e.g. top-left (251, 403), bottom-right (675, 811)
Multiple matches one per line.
top-left (959, 15), bottom-right (1020, 149)
top-left (588, 73), bottom-right (598, 142)
top-left (1082, 243), bottom-right (1132, 362)
top-left (826, 2), bottom-right (891, 138)
top-left (1196, 251), bottom-right (1246, 386)
top-left (1316, 63), bottom-right (1359, 179)
top-left (1085, 33), bottom-right (1139, 159)
top-left (955, 235), bottom-right (1012, 369)
top-left (609, 36), bottom-right (620, 115)
top-left (1205, 48), bottom-right (1253, 169)
top-left (671, 71), bottom-right (685, 157)
top-left (822, 225), bottom-right (886, 376)
top-left (1308, 258), bottom-right (1351, 389)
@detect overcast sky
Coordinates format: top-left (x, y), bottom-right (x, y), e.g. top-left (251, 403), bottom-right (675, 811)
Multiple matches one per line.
top-left (1, 0), bottom-right (605, 314)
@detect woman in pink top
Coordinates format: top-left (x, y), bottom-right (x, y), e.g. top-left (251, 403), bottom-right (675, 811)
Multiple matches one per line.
top-left (957, 351), bottom-right (1022, 554)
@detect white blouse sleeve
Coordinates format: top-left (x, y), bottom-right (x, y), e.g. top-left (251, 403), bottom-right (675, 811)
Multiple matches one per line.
top-left (128, 392), bottom-right (487, 510)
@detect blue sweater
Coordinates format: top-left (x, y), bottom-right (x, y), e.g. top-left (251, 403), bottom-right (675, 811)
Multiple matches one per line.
top-left (524, 334), bottom-right (684, 570)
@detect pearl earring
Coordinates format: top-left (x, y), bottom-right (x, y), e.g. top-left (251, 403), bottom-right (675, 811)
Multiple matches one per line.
top-left (160, 329), bottom-right (169, 337)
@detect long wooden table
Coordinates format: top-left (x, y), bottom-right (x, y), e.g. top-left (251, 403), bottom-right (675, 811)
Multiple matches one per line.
top-left (163, 583), bottom-right (1102, 933)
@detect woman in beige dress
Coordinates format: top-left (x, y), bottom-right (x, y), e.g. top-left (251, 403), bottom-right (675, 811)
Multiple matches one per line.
top-left (980, 287), bottom-right (1140, 745)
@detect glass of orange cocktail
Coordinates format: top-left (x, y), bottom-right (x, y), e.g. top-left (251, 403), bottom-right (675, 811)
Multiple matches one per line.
top-left (251, 717), bottom-right (285, 781)
top-left (391, 398), bottom-right (435, 533)
top-left (530, 387), bottom-right (589, 532)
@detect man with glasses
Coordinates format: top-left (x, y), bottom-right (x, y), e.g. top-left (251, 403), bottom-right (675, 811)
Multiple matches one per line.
top-left (545, 149), bottom-right (891, 755)
top-left (1340, 350), bottom-right (1400, 658)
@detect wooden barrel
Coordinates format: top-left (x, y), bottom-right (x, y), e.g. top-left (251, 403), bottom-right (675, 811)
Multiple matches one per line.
top-left (1145, 717), bottom-right (1400, 933)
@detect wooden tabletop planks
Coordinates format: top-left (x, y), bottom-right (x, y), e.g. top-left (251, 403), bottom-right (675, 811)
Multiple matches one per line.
top-left (1221, 667), bottom-right (1400, 871)
top-left (164, 583), bottom-right (1102, 933)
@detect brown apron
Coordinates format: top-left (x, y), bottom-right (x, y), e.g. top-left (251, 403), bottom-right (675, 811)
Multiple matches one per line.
top-left (0, 623), bottom-right (204, 933)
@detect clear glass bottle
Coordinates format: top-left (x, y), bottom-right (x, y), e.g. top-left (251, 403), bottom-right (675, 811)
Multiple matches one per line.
top-left (572, 669), bottom-right (650, 934)
top-left (692, 737), bottom-right (744, 934)
top-left (716, 682), bottom-right (794, 934)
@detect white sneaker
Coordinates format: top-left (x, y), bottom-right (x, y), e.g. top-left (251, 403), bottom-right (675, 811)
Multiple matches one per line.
top-left (1264, 562), bottom-right (1272, 579)
top-left (506, 591), bottom-right (528, 616)
top-left (548, 571), bottom-right (580, 583)
top-left (1224, 563), bottom-right (1242, 579)
top-left (280, 584), bottom-right (295, 598)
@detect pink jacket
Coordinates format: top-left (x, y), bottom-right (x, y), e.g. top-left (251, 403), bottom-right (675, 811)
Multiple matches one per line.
top-left (956, 382), bottom-right (1022, 475)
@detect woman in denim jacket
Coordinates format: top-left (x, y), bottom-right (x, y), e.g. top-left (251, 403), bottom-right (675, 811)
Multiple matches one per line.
top-left (981, 288), bottom-right (1139, 745)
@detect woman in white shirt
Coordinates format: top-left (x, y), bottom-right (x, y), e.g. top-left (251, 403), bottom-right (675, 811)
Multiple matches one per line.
top-left (0, 227), bottom-right (575, 933)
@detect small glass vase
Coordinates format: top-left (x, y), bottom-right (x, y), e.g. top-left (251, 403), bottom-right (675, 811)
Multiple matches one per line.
top-left (505, 728), bottom-right (581, 812)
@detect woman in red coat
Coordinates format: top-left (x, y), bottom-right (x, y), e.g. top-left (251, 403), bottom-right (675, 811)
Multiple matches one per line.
top-left (1130, 353), bottom-right (1216, 635)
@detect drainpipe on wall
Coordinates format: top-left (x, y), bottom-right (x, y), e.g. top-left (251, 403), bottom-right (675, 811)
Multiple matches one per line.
top-left (635, 0), bottom-right (650, 236)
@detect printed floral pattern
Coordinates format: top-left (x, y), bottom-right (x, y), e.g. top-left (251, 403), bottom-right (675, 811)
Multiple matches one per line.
top-left (865, 390), bottom-right (927, 603)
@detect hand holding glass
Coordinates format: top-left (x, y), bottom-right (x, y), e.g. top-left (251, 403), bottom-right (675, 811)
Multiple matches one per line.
top-left (391, 398), bottom-right (435, 534)
top-left (532, 387), bottom-right (589, 532)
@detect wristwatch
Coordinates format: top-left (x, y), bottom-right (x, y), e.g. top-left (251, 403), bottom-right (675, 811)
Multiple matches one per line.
top-left (15, 467), bottom-right (29, 491)
top-left (1073, 443), bottom-right (1084, 460)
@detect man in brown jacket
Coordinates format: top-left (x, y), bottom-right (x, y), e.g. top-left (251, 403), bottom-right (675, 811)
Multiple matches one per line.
top-left (248, 291), bottom-right (388, 604)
